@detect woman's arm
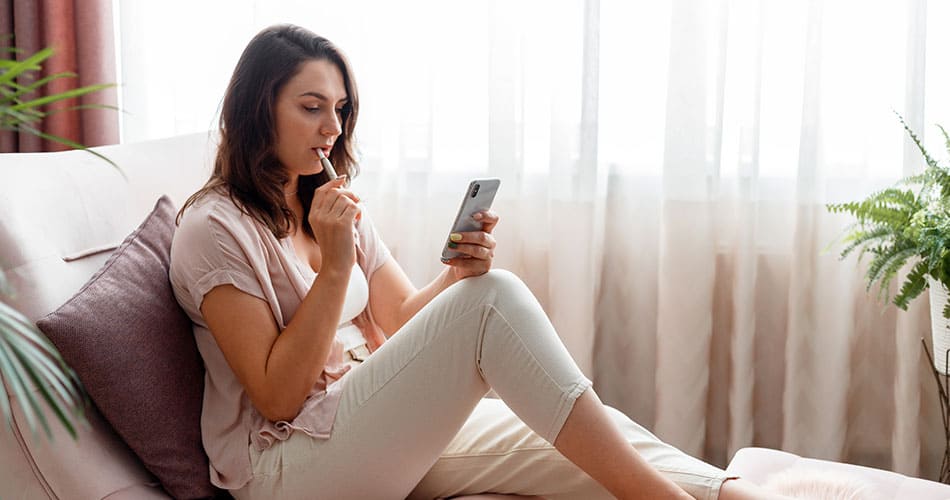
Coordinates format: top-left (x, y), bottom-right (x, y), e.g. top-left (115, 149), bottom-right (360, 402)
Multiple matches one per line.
top-left (200, 267), bottom-right (350, 422)
top-left (199, 176), bottom-right (360, 422)
top-left (369, 210), bottom-right (500, 335)
top-left (367, 262), bottom-right (453, 335)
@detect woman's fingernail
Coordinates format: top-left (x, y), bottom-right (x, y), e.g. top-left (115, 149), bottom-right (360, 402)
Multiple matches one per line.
top-left (450, 233), bottom-right (463, 242)
top-left (447, 242), bottom-right (458, 249)
top-left (473, 213), bottom-right (483, 220)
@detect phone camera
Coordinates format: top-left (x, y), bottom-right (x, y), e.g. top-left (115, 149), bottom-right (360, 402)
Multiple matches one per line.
top-left (471, 184), bottom-right (480, 198)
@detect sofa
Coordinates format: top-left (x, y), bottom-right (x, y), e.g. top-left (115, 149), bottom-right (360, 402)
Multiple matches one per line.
top-left (2, 132), bottom-right (950, 499)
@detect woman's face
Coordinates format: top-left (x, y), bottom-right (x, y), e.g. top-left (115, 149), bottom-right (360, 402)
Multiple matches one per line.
top-left (273, 59), bottom-right (348, 177)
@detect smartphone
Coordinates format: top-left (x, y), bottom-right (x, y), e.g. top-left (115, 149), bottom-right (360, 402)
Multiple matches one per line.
top-left (441, 178), bottom-right (501, 262)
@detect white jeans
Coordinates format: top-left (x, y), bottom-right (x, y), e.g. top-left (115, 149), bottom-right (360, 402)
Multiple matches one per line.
top-left (232, 270), bottom-right (729, 499)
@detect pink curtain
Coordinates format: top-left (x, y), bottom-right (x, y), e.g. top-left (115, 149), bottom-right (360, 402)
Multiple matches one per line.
top-left (0, 0), bottom-right (118, 152)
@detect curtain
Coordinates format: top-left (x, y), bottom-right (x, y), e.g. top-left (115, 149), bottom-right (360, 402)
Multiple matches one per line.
top-left (0, 0), bottom-right (119, 152)
top-left (117, 0), bottom-right (950, 478)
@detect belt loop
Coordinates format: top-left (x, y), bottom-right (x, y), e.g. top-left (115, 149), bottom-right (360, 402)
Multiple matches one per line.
top-left (345, 343), bottom-right (371, 363)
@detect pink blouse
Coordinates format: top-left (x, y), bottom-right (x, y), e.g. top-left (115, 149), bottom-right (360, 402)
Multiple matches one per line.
top-left (169, 189), bottom-right (391, 489)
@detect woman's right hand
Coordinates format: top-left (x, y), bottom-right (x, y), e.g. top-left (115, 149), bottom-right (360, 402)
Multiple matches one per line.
top-left (307, 176), bottom-right (361, 271)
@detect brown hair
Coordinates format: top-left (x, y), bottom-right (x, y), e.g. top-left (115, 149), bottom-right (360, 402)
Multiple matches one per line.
top-left (178, 24), bottom-right (360, 239)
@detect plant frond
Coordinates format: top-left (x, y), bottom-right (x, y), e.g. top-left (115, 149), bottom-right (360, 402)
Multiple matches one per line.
top-left (0, 270), bottom-right (9, 296)
top-left (42, 103), bottom-right (119, 117)
top-left (0, 301), bottom-right (86, 440)
top-left (875, 246), bottom-right (921, 301)
top-left (899, 172), bottom-right (929, 187)
top-left (827, 188), bottom-right (919, 228)
top-left (6, 71), bottom-right (79, 99)
top-left (894, 260), bottom-right (930, 310)
top-left (0, 46), bottom-right (51, 86)
top-left (896, 112), bottom-right (939, 170)
top-left (937, 124), bottom-right (950, 159)
top-left (8, 83), bottom-right (113, 112)
top-left (0, 308), bottom-right (46, 438)
top-left (838, 226), bottom-right (894, 260)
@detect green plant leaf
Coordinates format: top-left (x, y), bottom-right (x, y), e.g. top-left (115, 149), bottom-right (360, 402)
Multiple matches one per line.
top-left (0, 338), bottom-right (24, 435)
top-left (939, 124), bottom-right (950, 159)
top-left (10, 340), bottom-right (76, 438)
top-left (7, 71), bottom-right (80, 99)
top-left (896, 112), bottom-right (939, 170)
top-left (4, 324), bottom-right (79, 394)
top-left (0, 270), bottom-right (9, 296)
top-left (43, 103), bottom-right (119, 118)
top-left (828, 188), bottom-right (919, 228)
top-left (837, 226), bottom-right (893, 260)
top-left (875, 246), bottom-right (921, 300)
top-left (0, 301), bottom-right (85, 440)
top-left (9, 83), bottom-right (113, 112)
top-left (894, 261), bottom-right (930, 310)
top-left (0, 311), bottom-right (47, 438)
top-left (0, 108), bottom-right (42, 129)
top-left (0, 46), bottom-right (52, 86)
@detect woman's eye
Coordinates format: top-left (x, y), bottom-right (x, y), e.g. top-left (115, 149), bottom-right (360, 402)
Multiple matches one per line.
top-left (304, 106), bottom-right (320, 113)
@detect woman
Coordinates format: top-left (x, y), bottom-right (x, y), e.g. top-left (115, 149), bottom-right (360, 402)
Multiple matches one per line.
top-left (170, 24), bottom-right (786, 500)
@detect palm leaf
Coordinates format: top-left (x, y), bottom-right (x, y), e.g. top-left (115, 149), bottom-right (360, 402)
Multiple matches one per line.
top-left (0, 46), bottom-right (51, 86)
top-left (0, 308), bottom-right (47, 437)
top-left (5, 71), bottom-right (79, 99)
top-left (45, 103), bottom-right (118, 116)
top-left (8, 83), bottom-right (113, 112)
top-left (0, 301), bottom-right (85, 439)
top-left (5, 328), bottom-right (84, 437)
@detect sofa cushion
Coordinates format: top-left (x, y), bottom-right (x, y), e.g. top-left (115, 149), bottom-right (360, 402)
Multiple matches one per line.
top-left (727, 447), bottom-right (950, 499)
top-left (36, 195), bottom-right (220, 499)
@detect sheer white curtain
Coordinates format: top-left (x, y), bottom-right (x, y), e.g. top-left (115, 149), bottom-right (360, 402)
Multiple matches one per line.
top-left (117, 0), bottom-right (950, 477)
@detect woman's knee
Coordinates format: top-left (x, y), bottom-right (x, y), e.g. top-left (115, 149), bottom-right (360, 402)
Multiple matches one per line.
top-left (459, 268), bottom-right (529, 300)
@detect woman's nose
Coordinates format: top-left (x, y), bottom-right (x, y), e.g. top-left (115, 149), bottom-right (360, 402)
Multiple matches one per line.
top-left (320, 113), bottom-right (342, 137)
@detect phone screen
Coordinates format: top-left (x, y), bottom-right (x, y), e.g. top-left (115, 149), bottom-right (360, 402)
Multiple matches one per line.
top-left (441, 178), bottom-right (500, 262)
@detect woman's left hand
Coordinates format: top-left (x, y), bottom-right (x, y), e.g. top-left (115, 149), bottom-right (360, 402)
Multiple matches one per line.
top-left (442, 210), bottom-right (499, 281)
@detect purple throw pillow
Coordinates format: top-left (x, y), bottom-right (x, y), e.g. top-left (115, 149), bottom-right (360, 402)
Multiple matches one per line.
top-left (37, 196), bottom-right (222, 499)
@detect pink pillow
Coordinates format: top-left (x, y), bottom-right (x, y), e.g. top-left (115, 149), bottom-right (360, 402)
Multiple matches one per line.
top-left (37, 196), bottom-right (222, 499)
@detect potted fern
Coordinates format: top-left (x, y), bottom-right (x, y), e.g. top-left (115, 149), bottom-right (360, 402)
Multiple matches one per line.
top-left (827, 115), bottom-right (950, 373)
top-left (1, 43), bottom-right (115, 440)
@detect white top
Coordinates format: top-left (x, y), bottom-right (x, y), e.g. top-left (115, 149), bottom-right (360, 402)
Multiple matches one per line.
top-left (296, 260), bottom-right (369, 351)
top-left (336, 263), bottom-right (370, 350)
